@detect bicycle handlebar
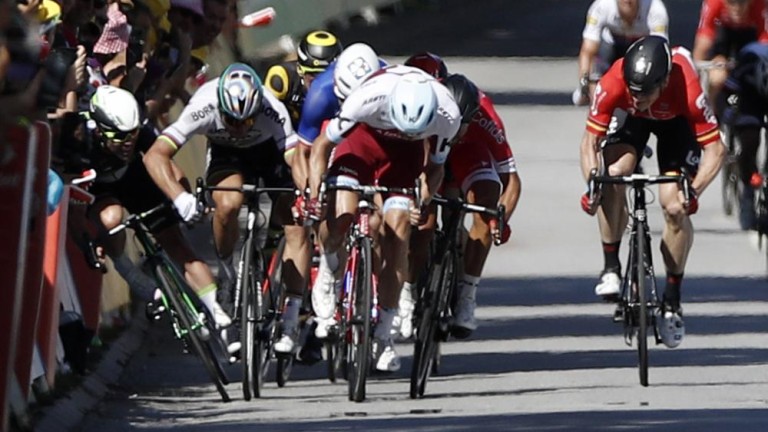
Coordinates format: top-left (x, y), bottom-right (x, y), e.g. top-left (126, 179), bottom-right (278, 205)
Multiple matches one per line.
top-left (588, 170), bottom-right (694, 208)
top-left (431, 195), bottom-right (507, 246)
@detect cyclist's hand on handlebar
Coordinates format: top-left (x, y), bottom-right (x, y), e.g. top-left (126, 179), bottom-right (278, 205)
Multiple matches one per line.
top-left (409, 202), bottom-right (428, 226)
top-left (489, 219), bottom-right (511, 245)
top-left (291, 194), bottom-right (307, 223)
top-left (173, 191), bottom-right (202, 222)
top-left (580, 190), bottom-right (600, 216)
top-left (685, 189), bottom-right (699, 215)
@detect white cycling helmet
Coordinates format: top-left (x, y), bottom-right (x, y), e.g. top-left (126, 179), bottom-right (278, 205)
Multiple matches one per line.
top-left (333, 42), bottom-right (380, 100)
top-left (218, 62), bottom-right (263, 121)
top-left (89, 85), bottom-right (141, 136)
top-left (388, 75), bottom-right (437, 136)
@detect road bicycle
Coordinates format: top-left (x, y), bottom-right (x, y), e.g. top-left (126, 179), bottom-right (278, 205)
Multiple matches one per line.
top-left (323, 182), bottom-right (420, 402)
top-left (196, 179), bottom-right (294, 400)
top-left (410, 194), bottom-right (505, 399)
top-left (109, 203), bottom-right (231, 402)
top-left (588, 170), bottom-right (692, 386)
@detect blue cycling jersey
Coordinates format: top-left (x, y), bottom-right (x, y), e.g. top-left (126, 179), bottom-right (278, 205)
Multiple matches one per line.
top-left (296, 59), bottom-right (388, 145)
top-left (726, 42), bottom-right (768, 93)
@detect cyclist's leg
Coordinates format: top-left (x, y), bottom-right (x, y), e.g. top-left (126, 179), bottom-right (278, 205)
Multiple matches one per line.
top-left (734, 92), bottom-right (764, 230)
top-left (594, 115), bottom-right (644, 296)
top-left (396, 207), bottom-right (436, 339)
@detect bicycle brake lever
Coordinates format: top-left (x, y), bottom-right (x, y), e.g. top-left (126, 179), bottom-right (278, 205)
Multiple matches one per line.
top-left (494, 205), bottom-right (506, 246)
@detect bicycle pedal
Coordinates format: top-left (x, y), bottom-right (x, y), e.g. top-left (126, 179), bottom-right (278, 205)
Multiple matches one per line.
top-left (612, 307), bottom-right (624, 323)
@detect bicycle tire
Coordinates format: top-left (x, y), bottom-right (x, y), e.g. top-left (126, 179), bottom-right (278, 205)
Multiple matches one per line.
top-left (276, 355), bottom-right (293, 387)
top-left (721, 128), bottom-right (740, 216)
top-left (636, 221), bottom-right (649, 387)
top-left (410, 247), bottom-right (454, 399)
top-left (240, 232), bottom-right (258, 401)
top-left (155, 261), bottom-right (231, 402)
top-left (348, 237), bottom-right (373, 402)
top-left (254, 246), bottom-right (274, 398)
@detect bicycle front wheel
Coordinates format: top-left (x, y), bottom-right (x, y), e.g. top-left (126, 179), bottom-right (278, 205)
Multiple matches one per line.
top-left (636, 222), bottom-right (649, 387)
top-left (410, 247), bottom-right (454, 399)
top-left (155, 260), bottom-right (231, 402)
top-left (348, 237), bottom-right (373, 402)
top-left (240, 232), bottom-right (260, 401)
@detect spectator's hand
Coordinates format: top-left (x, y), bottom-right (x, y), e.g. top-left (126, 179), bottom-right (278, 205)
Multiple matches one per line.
top-left (17, 0), bottom-right (42, 19)
top-left (74, 45), bottom-right (87, 87)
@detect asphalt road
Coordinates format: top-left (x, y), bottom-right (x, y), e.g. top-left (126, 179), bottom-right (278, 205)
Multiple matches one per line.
top-left (77, 1), bottom-right (768, 431)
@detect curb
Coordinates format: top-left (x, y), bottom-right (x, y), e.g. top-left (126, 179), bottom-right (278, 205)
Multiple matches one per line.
top-left (33, 314), bottom-right (149, 432)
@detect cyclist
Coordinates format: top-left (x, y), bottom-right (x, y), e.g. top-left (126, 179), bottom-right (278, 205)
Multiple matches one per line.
top-left (396, 73), bottom-right (521, 340)
top-left (143, 63), bottom-right (311, 355)
top-left (70, 85), bottom-right (232, 329)
top-left (404, 51), bottom-right (449, 80)
top-left (307, 65), bottom-right (460, 371)
top-left (287, 43), bottom-right (385, 337)
top-left (264, 30), bottom-right (343, 128)
top-left (579, 36), bottom-right (726, 348)
top-left (574, 0), bottom-right (669, 106)
top-left (720, 41), bottom-right (768, 230)
top-left (693, 0), bottom-right (768, 117)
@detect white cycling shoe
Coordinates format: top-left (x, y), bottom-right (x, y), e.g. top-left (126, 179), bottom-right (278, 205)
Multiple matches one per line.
top-left (311, 265), bottom-right (339, 320)
top-left (595, 271), bottom-right (621, 297)
top-left (658, 310), bottom-right (685, 349)
top-left (373, 338), bottom-right (400, 372)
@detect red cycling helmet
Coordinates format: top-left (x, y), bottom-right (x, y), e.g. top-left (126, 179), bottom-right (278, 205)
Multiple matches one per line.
top-left (405, 52), bottom-right (448, 80)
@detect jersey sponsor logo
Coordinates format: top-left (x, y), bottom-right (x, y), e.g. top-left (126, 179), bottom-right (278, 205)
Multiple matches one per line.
top-left (362, 94), bottom-right (386, 106)
top-left (437, 106), bottom-right (455, 123)
top-left (262, 105), bottom-right (286, 126)
top-left (348, 57), bottom-right (374, 79)
top-left (474, 117), bottom-right (505, 144)
top-left (695, 93), bottom-right (717, 125)
top-left (190, 103), bottom-right (216, 122)
top-left (686, 150), bottom-right (700, 166)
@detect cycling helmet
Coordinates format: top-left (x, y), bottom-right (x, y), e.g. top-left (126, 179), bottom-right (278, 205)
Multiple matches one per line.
top-left (405, 52), bottom-right (448, 80)
top-left (443, 73), bottom-right (480, 124)
top-left (218, 62), bottom-right (263, 121)
top-left (623, 35), bottom-right (672, 94)
top-left (388, 75), bottom-right (437, 136)
top-left (333, 42), bottom-right (380, 99)
top-left (754, 56), bottom-right (768, 98)
top-left (297, 30), bottom-right (343, 74)
top-left (89, 85), bottom-right (141, 141)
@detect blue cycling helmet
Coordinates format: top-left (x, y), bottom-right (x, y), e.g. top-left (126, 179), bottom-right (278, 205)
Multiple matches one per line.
top-left (388, 75), bottom-right (437, 135)
top-left (218, 63), bottom-right (263, 121)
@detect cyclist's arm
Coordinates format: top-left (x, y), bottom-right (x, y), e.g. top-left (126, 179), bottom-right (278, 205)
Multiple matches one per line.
top-left (692, 140), bottom-right (726, 195)
top-left (693, 34), bottom-right (714, 61)
top-left (580, 129), bottom-right (602, 182)
top-left (290, 142), bottom-right (312, 190)
top-left (498, 172), bottom-right (521, 222)
top-left (308, 132), bottom-right (336, 199)
top-left (423, 157), bottom-right (443, 206)
top-left (144, 136), bottom-right (187, 201)
top-left (693, 0), bottom-right (716, 61)
top-left (578, 39), bottom-right (600, 82)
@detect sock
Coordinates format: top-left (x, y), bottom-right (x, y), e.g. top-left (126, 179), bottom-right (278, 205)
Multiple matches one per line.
top-left (602, 241), bottom-right (621, 272)
top-left (399, 282), bottom-right (415, 311)
top-left (374, 307), bottom-right (397, 340)
top-left (319, 251), bottom-right (339, 273)
top-left (112, 253), bottom-right (155, 300)
top-left (282, 296), bottom-right (303, 330)
top-left (663, 273), bottom-right (683, 311)
top-left (459, 275), bottom-right (480, 300)
top-left (197, 283), bottom-right (219, 314)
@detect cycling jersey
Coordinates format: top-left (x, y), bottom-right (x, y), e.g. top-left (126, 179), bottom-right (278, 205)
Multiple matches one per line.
top-left (297, 58), bottom-right (389, 146)
top-left (587, 47), bottom-right (720, 147)
top-left (264, 61), bottom-right (305, 128)
top-left (697, 0), bottom-right (768, 41)
top-left (455, 92), bottom-right (516, 174)
top-left (583, 0), bottom-right (669, 45)
top-left (160, 78), bottom-right (298, 151)
top-left (324, 64), bottom-right (460, 164)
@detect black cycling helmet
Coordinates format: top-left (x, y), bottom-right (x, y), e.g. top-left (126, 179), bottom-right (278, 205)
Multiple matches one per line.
top-left (443, 73), bottom-right (481, 124)
top-left (405, 51), bottom-right (448, 80)
top-left (297, 30), bottom-right (343, 74)
top-left (622, 35), bottom-right (672, 94)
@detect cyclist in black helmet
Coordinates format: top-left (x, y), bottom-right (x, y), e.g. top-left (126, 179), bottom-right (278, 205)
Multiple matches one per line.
top-left (579, 35), bottom-right (726, 348)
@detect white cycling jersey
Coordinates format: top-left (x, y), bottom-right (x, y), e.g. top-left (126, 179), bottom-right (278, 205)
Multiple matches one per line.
top-left (161, 78), bottom-right (298, 150)
top-left (325, 64), bottom-right (460, 164)
top-left (582, 0), bottom-right (669, 45)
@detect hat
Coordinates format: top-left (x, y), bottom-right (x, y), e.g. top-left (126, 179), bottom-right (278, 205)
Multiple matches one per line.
top-left (170, 0), bottom-right (203, 17)
top-left (37, 0), bottom-right (62, 34)
top-left (93, 3), bottom-right (130, 55)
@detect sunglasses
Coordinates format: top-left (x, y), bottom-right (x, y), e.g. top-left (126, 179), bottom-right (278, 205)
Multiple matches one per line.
top-left (222, 114), bottom-right (256, 129)
top-left (103, 128), bottom-right (139, 143)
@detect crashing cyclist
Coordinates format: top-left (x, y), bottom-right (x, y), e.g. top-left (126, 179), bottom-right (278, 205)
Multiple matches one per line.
top-left (579, 36), bottom-right (726, 348)
top-left (574, 0), bottom-right (669, 106)
top-left (307, 64), bottom-right (460, 372)
top-left (143, 62), bottom-right (311, 356)
top-left (61, 85), bottom-right (232, 329)
top-left (720, 41), bottom-right (768, 230)
top-left (395, 56), bottom-right (521, 340)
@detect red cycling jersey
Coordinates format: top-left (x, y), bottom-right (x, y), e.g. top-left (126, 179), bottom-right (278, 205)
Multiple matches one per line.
top-left (586, 47), bottom-right (720, 147)
top-left (696, 0), bottom-right (768, 41)
top-left (452, 92), bottom-right (516, 174)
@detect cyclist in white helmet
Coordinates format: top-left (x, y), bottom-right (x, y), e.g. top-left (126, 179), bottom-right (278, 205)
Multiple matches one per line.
top-left (306, 65), bottom-right (460, 372)
top-left (144, 62), bottom-right (312, 355)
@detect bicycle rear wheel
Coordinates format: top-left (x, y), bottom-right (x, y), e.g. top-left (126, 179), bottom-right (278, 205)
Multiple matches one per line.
top-left (410, 248), bottom-right (454, 399)
top-left (155, 261), bottom-right (231, 402)
top-left (636, 222), bottom-right (649, 387)
top-left (721, 129), bottom-right (740, 216)
top-left (348, 238), bottom-right (372, 402)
